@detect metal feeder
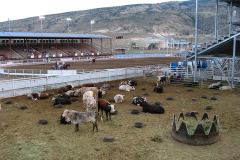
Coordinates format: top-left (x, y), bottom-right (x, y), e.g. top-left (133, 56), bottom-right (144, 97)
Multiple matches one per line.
top-left (172, 111), bottom-right (220, 145)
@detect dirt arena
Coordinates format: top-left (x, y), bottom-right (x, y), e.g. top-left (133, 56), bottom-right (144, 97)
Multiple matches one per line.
top-left (2, 57), bottom-right (182, 70)
top-left (0, 57), bottom-right (240, 160)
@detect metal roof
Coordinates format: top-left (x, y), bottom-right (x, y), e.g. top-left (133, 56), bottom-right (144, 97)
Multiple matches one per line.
top-left (220, 0), bottom-right (240, 6)
top-left (187, 32), bottom-right (240, 59)
top-left (0, 32), bottom-right (112, 39)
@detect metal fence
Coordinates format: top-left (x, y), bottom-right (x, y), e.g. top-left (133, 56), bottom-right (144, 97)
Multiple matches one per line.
top-left (1, 60), bottom-right (239, 99)
top-left (0, 66), bottom-right (150, 99)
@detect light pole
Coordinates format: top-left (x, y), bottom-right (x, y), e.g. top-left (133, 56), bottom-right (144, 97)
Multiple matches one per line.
top-left (67, 18), bottom-right (71, 34)
top-left (90, 20), bottom-right (94, 34)
top-left (194, 0), bottom-right (198, 82)
top-left (39, 16), bottom-right (45, 33)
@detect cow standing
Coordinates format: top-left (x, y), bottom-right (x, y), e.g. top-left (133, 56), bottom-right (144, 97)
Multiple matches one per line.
top-left (156, 75), bottom-right (169, 86)
top-left (82, 91), bottom-right (97, 111)
top-left (98, 99), bottom-right (115, 121)
top-left (62, 109), bottom-right (98, 132)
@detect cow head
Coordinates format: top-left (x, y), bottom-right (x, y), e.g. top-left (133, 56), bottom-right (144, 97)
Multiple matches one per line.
top-left (27, 92), bottom-right (33, 99)
top-left (109, 104), bottom-right (115, 113)
top-left (62, 109), bottom-right (70, 118)
top-left (51, 97), bottom-right (56, 103)
top-left (131, 86), bottom-right (135, 91)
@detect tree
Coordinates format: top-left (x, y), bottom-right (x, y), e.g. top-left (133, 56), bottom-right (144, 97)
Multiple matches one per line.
top-left (148, 43), bottom-right (156, 49)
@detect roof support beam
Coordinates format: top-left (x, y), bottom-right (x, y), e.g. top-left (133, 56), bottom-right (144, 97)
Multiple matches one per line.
top-left (101, 38), bottom-right (103, 55)
top-left (26, 38), bottom-right (28, 58)
top-left (10, 38), bottom-right (12, 59)
top-left (91, 38), bottom-right (93, 53)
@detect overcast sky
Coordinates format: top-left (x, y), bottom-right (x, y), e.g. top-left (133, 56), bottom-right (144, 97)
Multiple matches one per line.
top-left (0, 0), bottom-right (186, 23)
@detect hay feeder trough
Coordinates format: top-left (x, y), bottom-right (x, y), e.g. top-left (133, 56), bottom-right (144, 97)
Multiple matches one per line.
top-left (172, 111), bottom-right (219, 145)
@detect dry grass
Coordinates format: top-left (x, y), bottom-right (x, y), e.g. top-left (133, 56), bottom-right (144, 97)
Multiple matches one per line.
top-left (1, 79), bottom-right (240, 160)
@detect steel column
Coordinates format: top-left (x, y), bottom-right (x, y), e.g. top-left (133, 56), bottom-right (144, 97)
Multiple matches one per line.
top-left (194, 0), bottom-right (198, 82)
top-left (68, 39), bottom-right (70, 54)
top-left (55, 39), bottom-right (57, 57)
top-left (80, 39), bottom-right (82, 53)
top-left (232, 36), bottom-right (236, 86)
top-left (41, 39), bottom-right (43, 55)
top-left (110, 38), bottom-right (112, 54)
top-left (91, 38), bottom-right (93, 53)
top-left (215, 0), bottom-right (218, 40)
top-left (10, 38), bottom-right (12, 59)
top-left (26, 38), bottom-right (28, 58)
top-left (101, 38), bottom-right (103, 54)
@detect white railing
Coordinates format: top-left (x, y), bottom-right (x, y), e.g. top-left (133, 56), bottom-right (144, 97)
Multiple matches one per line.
top-left (0, 66), bottom-right (148, 99)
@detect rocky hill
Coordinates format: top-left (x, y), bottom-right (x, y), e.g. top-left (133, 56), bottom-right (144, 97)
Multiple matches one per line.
top-left (0, 0), bottom-right (228, 36)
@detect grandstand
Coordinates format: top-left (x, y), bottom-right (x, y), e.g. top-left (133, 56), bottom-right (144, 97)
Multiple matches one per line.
top-left (0, 32), bottom-right (112, 59)
top-left (185, 0), bottom-right (240, 86)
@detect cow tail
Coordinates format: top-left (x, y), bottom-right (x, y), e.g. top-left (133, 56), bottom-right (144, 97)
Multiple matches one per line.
top-left (101, 115), bottom-right (103, 123)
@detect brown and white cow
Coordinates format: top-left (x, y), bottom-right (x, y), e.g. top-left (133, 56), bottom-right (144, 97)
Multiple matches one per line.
top-left (56, 84), bottom-right (74, 94)
top-left (62, 109), bottom-right (98, 132)
top-left (27, 92), bottom-right (49, 100)
top-left (98, 99), bottom-right (115, 121)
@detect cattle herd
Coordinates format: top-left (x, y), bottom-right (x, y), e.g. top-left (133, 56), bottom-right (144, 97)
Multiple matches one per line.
top-left (26, 76), bottom-right (234, 133)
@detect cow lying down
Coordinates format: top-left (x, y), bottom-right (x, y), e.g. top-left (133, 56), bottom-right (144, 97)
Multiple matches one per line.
top-left (28, 92), bottom-right (49, 100)
top-left (119, 85), bottom-right (135, 91)
top-left (114, 94), bottom-right (125, 103)
top-left (132, 96), bottom-right (147, 106)
top-left (208, 82), bottom-right (222, 89)
top-left (141, 101), bottom-right (165, 114)
top-left (62, 109), bottom-right (98, 132)
top-left (52, 97), bottom-right (71, 106)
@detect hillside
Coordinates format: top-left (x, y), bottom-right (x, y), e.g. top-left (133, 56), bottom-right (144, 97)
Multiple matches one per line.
top-left (0, 0), bottom-right (229, 50)
top-left (0, 0), bottom-right (228, 35)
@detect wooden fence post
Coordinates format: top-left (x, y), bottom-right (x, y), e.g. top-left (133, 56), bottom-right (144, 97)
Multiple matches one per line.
top-left (143, 70), bottom-right (145, 81)
top-left (156, 69), bottom-right (159, 77)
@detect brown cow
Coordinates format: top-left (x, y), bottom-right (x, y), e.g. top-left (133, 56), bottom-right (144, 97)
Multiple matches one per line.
top-left (80, 83), bottom-right (95, 88)
top-left (56, 84), bottom-right (74, 94)
top-left (27, 92), bottom-right (49, 100)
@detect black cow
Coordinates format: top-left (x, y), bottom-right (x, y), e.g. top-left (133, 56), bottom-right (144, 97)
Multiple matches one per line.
top-left (153, 85), bottom-right (163, 93)
top-left (128, 80), bottom-right (137, 86)
top-left (141, 101), bottom-right (165, 114)
top-left (58, 93), bottom-right (70, 99)
top-left (132, 96), bottom-right (147, 106)
top-left (52, 97), bottom-right (71, 106)
top-left (98, 89), bottom-right (104, 98)
top-left (60, 113), bottom-right (71, 124)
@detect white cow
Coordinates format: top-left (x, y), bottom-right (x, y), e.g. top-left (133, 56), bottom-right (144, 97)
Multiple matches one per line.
top-left (219, 85), bottom-right (235, 91)
top-left (114, 94), bottom-right (125, 103)
top-left (208, 82), bottom-right (222, 89)
top-left (119, 81), bottom-right (128, 86)
top-left (74, 87), bottom-right (98, 98)
top-left (83, 91), bottom-right (96, 111)
top-left (119, 85), bottom-right (135, 91)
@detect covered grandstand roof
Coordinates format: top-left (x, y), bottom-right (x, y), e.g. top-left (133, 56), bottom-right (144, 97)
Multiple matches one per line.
top-left (0, 32), bottom-right (112, 39)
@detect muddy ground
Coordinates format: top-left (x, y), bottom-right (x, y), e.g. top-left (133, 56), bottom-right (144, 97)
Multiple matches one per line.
top-left (0, 57), bottom-right (240, 160)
